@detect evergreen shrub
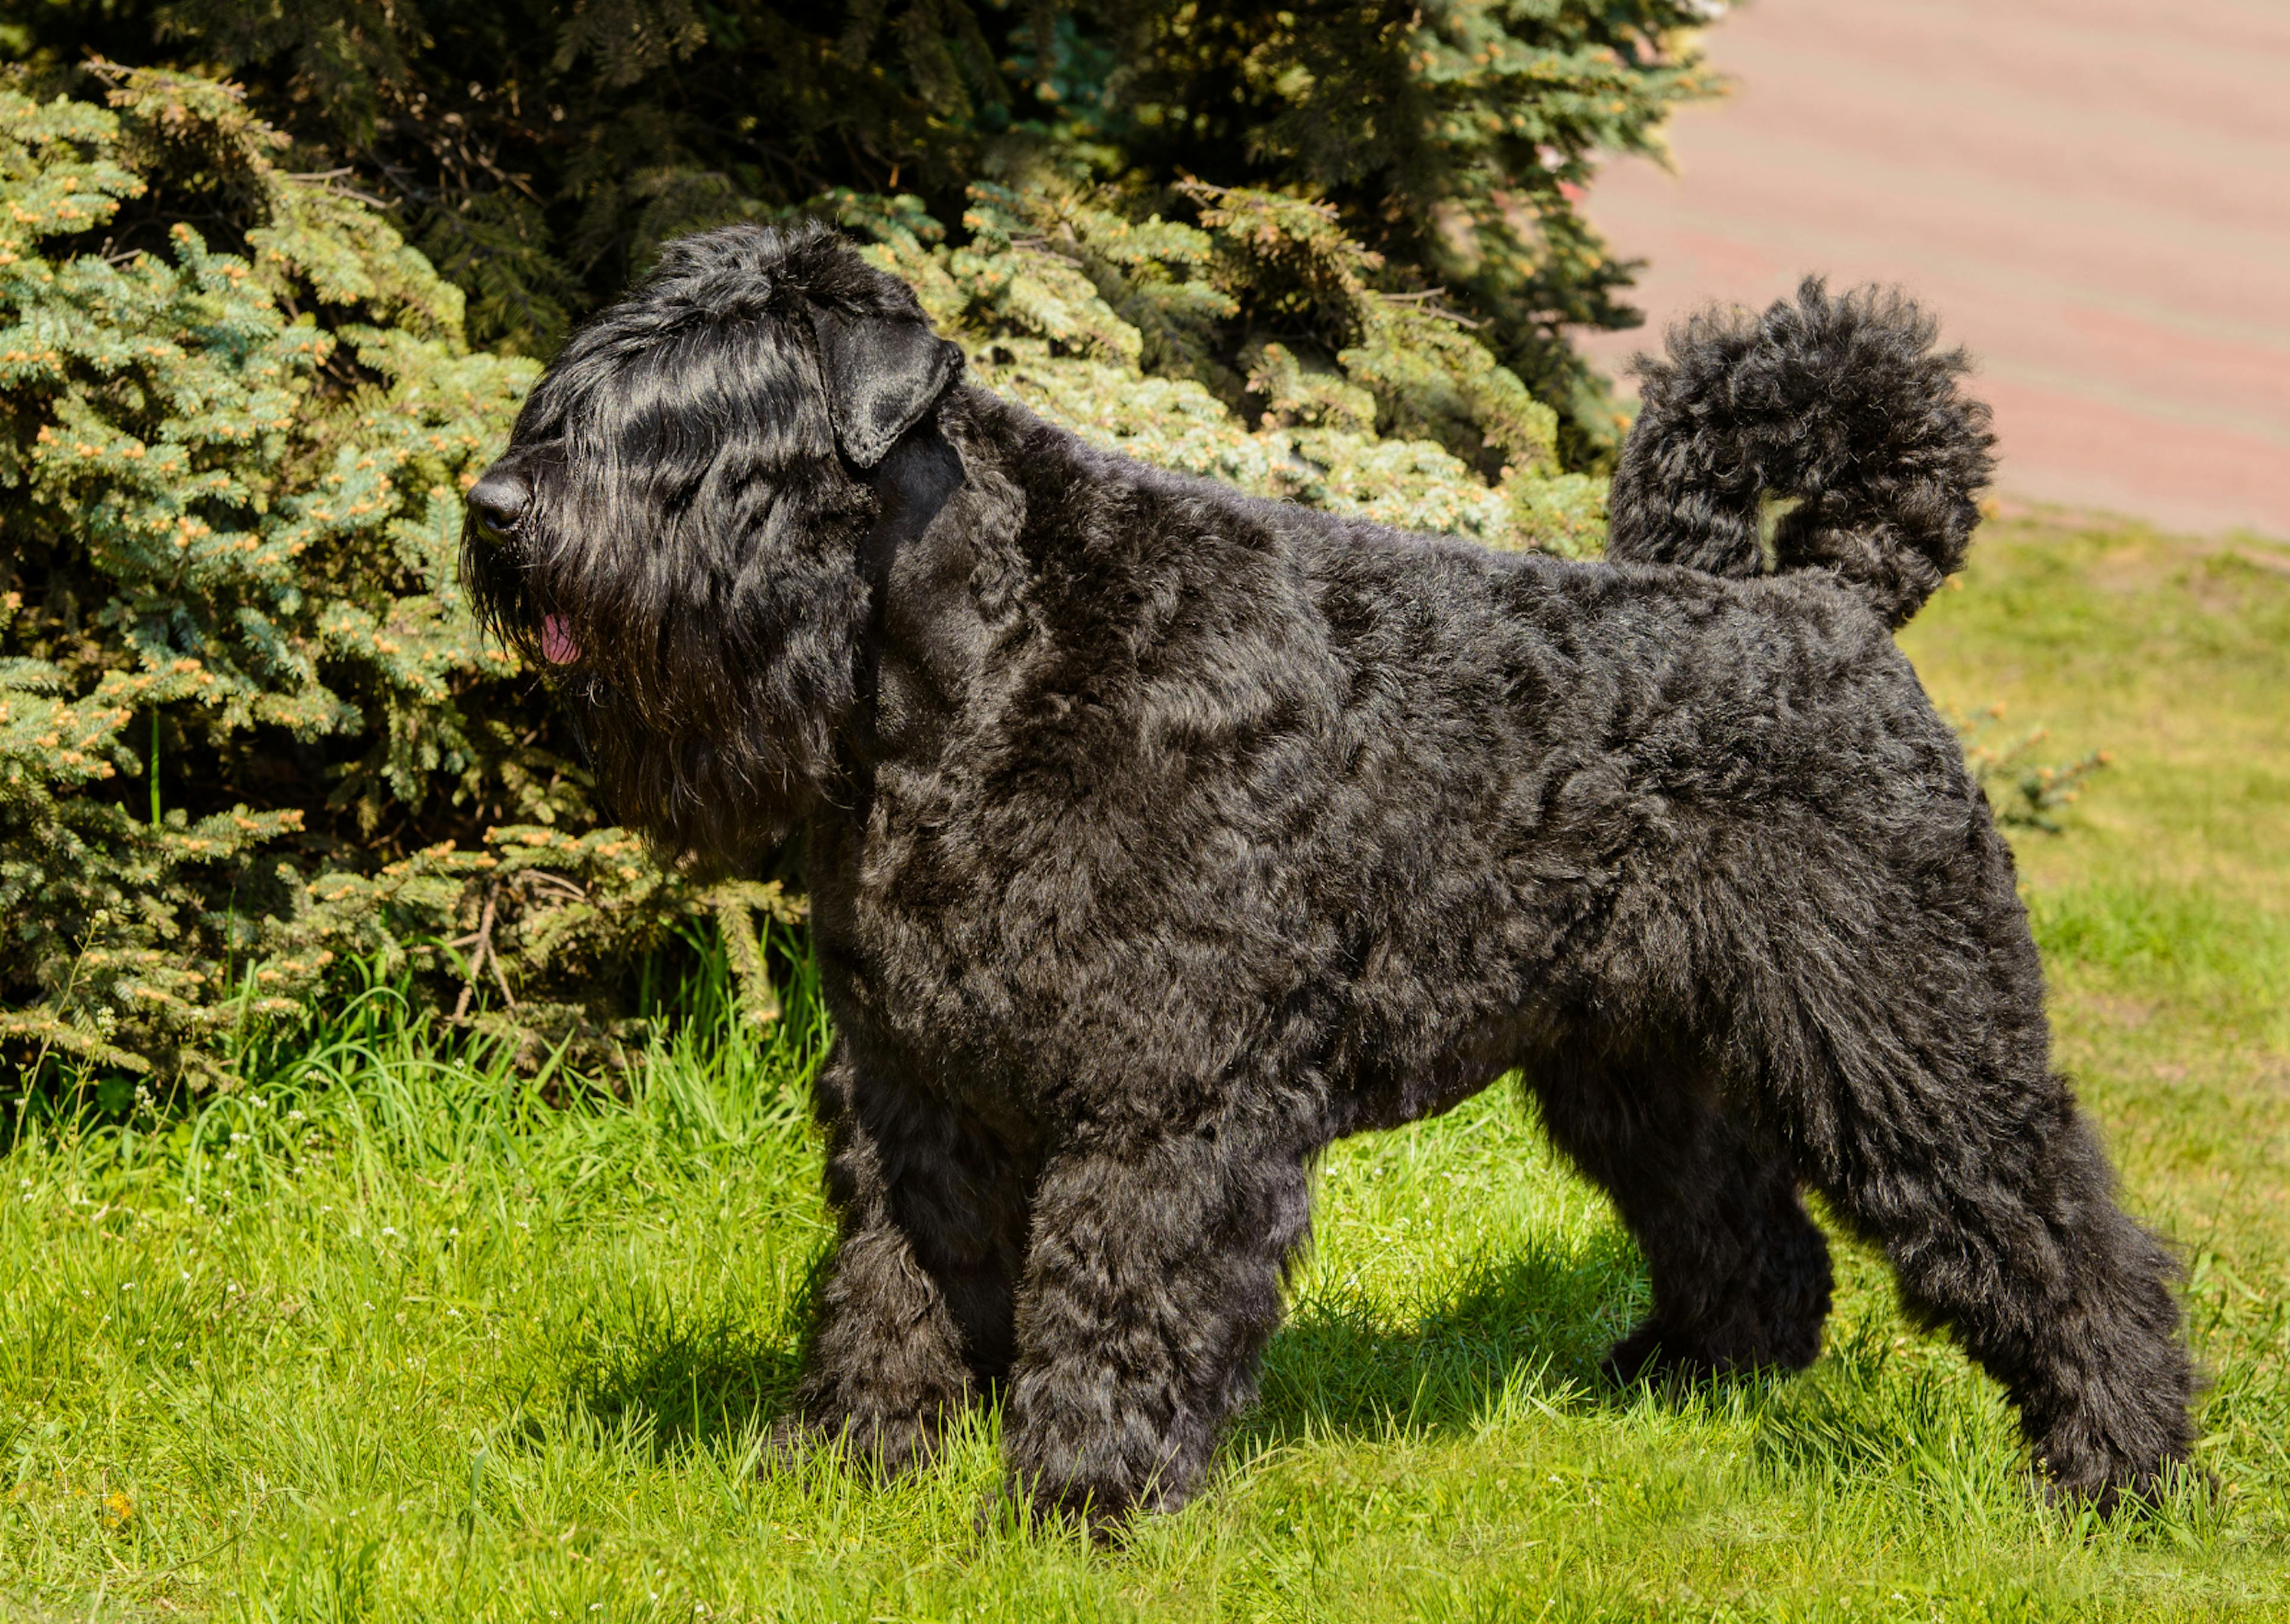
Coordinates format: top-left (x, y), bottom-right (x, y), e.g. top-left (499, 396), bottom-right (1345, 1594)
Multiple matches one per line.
top-left (4, 0), bottom-right (1728, 464)
top-left (1, 64), bottom-right (1610, 1086)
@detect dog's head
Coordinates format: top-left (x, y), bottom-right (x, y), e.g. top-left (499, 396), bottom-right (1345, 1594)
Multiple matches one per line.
top-left (462, 224), bottom-right (964, 871)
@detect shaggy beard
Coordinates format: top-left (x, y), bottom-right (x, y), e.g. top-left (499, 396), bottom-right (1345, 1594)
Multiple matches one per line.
top-left (570, 665), bottom-right (844, 877)
top-left (550, 529), bottom-right (873, 874)
top-left (463, 492), bottom-right (877, 878)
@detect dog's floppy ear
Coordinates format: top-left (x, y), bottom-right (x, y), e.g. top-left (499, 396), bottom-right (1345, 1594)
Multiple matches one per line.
top-left (809, 306), bottom-right (964, 469)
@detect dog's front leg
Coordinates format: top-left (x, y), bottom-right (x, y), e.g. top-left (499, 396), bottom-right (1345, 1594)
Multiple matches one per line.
top-left (787, 1043), bottom-right (1026, 1474)
top-left (1001, 1127), bottom-right (1311, 1530)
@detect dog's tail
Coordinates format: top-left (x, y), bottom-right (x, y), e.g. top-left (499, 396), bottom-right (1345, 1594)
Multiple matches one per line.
top-left (1605, 278), bottom-right (1996, 629)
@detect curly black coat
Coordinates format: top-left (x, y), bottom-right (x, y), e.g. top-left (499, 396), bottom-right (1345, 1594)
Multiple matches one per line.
top-left (463, 226), bottom-right (2196, 1527)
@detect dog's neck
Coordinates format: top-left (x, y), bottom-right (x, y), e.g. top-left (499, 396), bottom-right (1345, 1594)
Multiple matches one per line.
top-left (864, 419), bottom-right (967, 591)
top-left (850, 416), bottom-right (985, 768)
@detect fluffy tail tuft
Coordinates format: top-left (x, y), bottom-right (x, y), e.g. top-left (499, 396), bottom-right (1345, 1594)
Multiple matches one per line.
top-left (1606, 278), bottom-right (1997, 628)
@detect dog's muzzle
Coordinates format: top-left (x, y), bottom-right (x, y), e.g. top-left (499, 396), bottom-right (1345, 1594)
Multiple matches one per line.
top-left (463, 467), bottom-right (578, 664)
top-left (466, 467), bottom-right (530, 541)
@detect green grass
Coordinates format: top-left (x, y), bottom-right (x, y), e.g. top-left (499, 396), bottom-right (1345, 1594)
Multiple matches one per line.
top-left (5, 511), bottom-right (2289, 1620)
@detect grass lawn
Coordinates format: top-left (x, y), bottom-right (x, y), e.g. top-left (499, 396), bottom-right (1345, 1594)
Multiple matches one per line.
top-left (5, 512), bottom-right (2286, 1621)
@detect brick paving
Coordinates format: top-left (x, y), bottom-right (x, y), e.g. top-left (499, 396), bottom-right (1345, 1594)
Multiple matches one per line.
top-left (1575, 0), bottom-right (2290, 539)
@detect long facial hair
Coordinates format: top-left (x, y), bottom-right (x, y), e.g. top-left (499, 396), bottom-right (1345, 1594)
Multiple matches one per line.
top-left (462, 234), bottom-right (882, 875)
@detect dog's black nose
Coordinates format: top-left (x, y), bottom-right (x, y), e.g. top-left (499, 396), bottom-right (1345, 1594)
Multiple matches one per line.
top-left (466, 468), bottom-right (530, 535)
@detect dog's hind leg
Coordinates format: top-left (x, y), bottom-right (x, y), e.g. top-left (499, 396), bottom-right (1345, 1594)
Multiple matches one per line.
top-left (788, 1043), bottom-right (1030, 1474)
top-left (1726, 863), bottom-right (2198, 1515)
top-left (1781, 1036), bottom-right (2195, 1511)
top-left (1000, 1126), bottom-right (1313, 1529)
top-left (1534, 1049), bottom-right (1833, 1380)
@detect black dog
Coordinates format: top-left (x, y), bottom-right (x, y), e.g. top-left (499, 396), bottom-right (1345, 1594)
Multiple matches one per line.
top-left (463, 225), bottom-right (2195, 1526)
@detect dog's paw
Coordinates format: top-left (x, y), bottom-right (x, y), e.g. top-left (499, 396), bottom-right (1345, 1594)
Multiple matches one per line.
top-left (757, 1412), bottom-right (831, 1477)
top-left (1600, 1321), bottom-right (1709, 1387)
top-left (980, 1477), bottom-right (1138, 1546)
top-left (1602, 1315), bottom-right (1823, 1388)
top-left (760, 1409), bottom-right (946, 1480)
top-left (2039, 1446), bottom-right (2214, 1522)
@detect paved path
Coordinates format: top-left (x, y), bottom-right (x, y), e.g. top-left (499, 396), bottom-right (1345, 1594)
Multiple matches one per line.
top-left (1575, 0), bottom-right (2290, 539)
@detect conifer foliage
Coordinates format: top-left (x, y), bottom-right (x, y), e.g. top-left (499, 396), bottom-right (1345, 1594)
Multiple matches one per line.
top-left (0, 7), bottom-right (1726, 1081)
top-left (5, 0), bottom-right (1726, 460)
top-left (0, 70), bottom-right (794, 1083)
top-left (839, 177), bottom-right (1608, 550)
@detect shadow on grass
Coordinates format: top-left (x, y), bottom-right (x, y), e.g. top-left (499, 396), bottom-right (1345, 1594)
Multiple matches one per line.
top-left (546, 1287), bottom-right (813, 1459)
top-left (539, 1225), bottom-right (1830, 1464)
top-left (1748, 1317), bottom-right (2025, 1499)
top-left (1241, 1230), bottom-right (1653, 1446)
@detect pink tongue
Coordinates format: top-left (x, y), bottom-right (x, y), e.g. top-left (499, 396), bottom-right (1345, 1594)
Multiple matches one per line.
top-left (540, 615), bottom-right (580, 665)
